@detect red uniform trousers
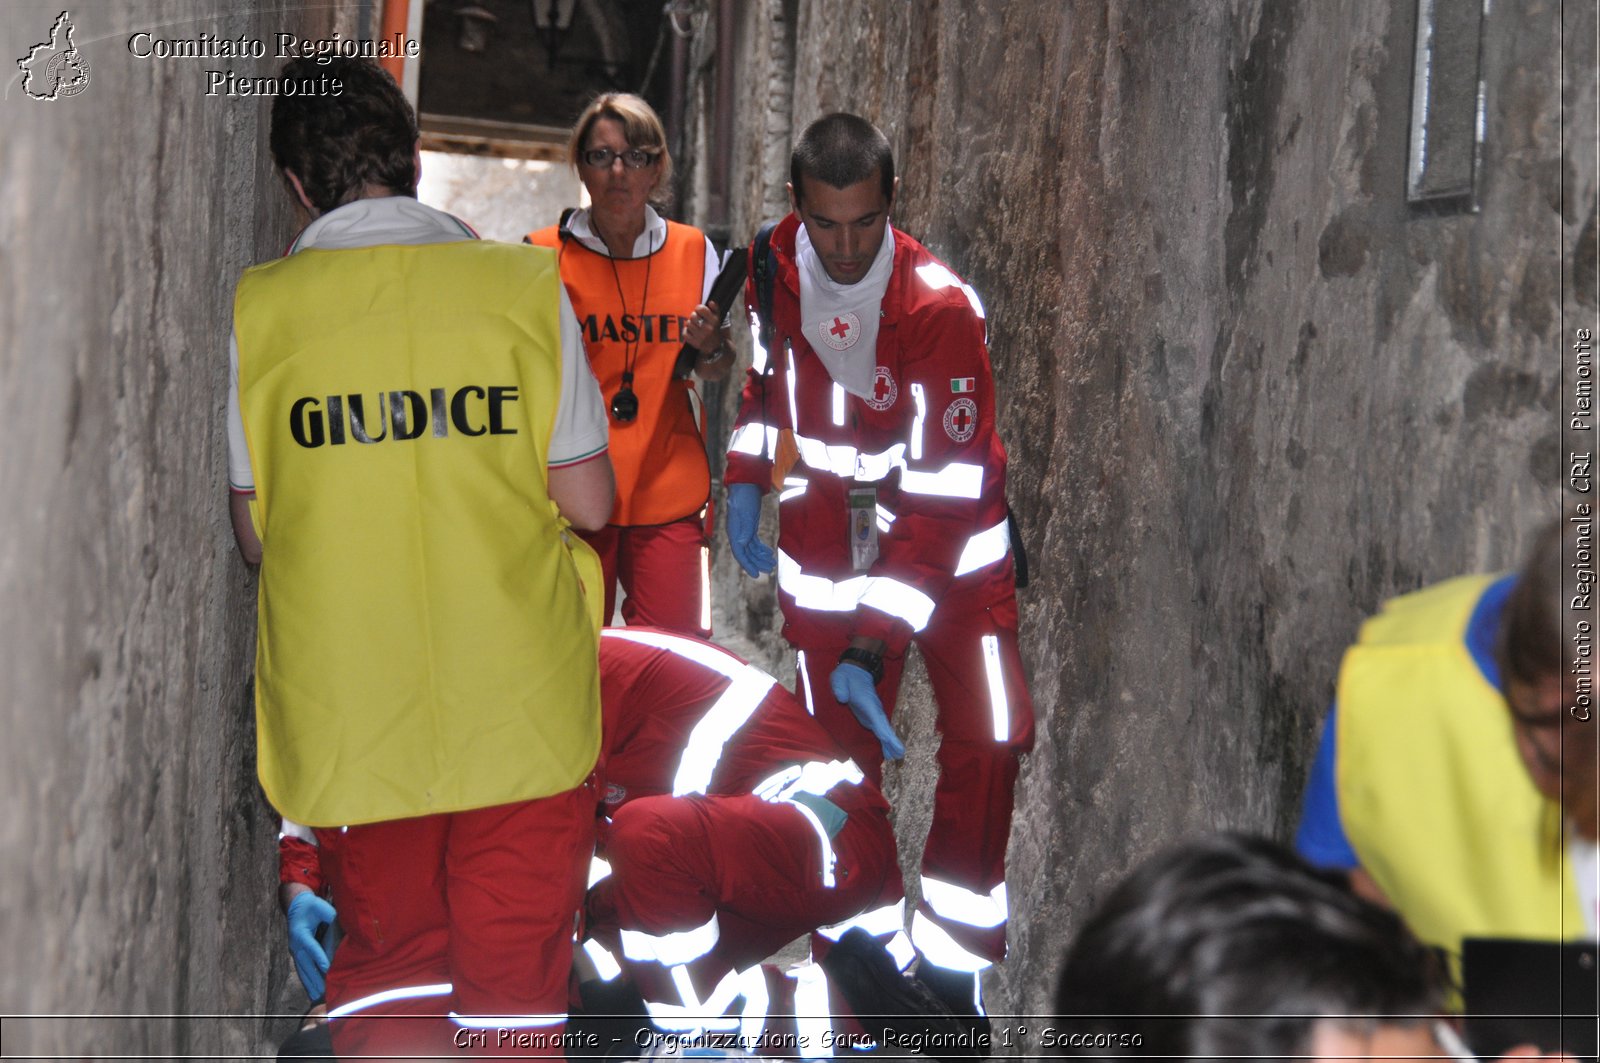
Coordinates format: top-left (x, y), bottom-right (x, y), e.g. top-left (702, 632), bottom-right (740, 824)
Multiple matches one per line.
top-left (319, 784), bottom-right (596, 1060)
top-left (586, 789), bottom-right (901, 1038)
top-left (581, 515), bottom-right (710, 637)
top-left (788, 575), bottom-right (1034, 970)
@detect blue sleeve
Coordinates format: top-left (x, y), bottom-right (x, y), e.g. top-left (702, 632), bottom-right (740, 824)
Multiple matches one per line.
top-left (1294, 704), bottom-right (1359, 870)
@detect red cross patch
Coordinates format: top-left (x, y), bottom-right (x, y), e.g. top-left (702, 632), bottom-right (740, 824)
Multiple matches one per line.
top-left (820, 311), bottom-right (861, 351)
top-left (865, 366), bottom-right (898, 411)
top-left (943, 397), bottom-right (978, 442)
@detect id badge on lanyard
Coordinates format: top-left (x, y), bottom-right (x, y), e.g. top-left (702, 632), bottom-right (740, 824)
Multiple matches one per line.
top-left (849, 486), bottom-right (879, 571)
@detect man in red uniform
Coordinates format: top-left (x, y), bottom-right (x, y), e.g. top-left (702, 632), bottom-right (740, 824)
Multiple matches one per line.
top-left (723, 113), bottom-right (1035, 1019)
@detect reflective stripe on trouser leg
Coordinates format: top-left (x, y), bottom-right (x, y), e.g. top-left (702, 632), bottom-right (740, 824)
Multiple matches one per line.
top-left (789, 961), bottom-right (835, 1059)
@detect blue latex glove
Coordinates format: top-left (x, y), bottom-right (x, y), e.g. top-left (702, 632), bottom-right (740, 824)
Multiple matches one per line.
top-left (725, 483), bottom-right (776, 578)
top-left (830, 662), bottom-right (905, 761)
top-left (286, 891), bottom-right (337, 1003)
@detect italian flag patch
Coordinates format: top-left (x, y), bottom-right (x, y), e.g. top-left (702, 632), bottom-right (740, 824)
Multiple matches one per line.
top-left (950, 377), bottom-right (976, 393)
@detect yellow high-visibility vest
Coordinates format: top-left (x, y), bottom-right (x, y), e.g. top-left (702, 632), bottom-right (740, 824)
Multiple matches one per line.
top-left (1337, 574), bottom-right (1581, 956)
top-left (235, 240), bottom-right (601, 827)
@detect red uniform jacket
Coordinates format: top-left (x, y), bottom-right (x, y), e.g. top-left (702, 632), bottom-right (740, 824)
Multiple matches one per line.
top-left (724, 216), bottom-right (1014, 655)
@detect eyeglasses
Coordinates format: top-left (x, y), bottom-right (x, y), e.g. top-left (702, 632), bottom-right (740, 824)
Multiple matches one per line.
top-left (581, 147), bottom-right (661, 171)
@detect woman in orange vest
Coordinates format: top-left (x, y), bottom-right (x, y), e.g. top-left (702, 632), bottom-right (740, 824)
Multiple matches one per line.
top-left (528, 93), bottom-right (730, 637)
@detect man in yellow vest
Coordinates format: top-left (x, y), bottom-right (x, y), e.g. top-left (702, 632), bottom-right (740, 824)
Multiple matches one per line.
top-left (1296, 518), bottom-right (1598, 959)
top-left (226, 57), bottom-right (615, 1059)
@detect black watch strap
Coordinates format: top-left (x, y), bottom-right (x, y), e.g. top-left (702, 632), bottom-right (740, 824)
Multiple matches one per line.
top-left (838, 647), bottom-right (885, 685)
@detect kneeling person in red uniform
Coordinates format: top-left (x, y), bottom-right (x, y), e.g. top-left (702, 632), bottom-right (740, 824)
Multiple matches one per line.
top-left (582, 628), bottom-right (931, 1053)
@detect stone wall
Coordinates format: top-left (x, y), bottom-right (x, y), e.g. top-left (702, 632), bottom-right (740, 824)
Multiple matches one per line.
top-left (0, 1), bottom-right (355, 1054)
top-left (680, 0), bottom-right (1595, 1029)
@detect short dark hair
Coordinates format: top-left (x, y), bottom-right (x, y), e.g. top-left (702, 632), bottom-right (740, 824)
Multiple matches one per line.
top-left (1500, 517), bottom-right (1567, 690)
top-left (790, 112), bottom-right (894, 206)
top-left (269, 57), bottom-right (418, 214)
top-left (1053, 834), bottom-right (1447, 1059)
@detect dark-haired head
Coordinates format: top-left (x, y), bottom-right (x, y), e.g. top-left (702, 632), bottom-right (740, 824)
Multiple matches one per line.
top-left (789, 112), bottom-right (895, 207)
top-left (1499, 515), bottom-right (1596, 839)
top-left (269, 57), bottom-right (418, 215)
top-left (1053, 833), bottom-right (1448, 1060)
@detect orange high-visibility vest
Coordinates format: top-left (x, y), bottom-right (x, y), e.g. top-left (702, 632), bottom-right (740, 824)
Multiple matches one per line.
top-left (234, 240), bottom-right (602, 827)
top-left (528, 219), bottom-right (711, 526)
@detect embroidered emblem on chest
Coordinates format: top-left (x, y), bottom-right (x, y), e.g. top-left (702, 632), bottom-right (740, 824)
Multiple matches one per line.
top-left (865, 366), bottom-right (898, 411)
top-left (943, 397), bottom-right (978, 442)
top-left (821, 312), bottom-right (861, 350)
top-left (604, 782), bottom-right (627, 807)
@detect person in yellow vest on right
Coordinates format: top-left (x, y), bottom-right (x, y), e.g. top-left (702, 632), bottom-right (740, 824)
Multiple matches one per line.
top-left (527, 93), bottom-right (732, 638)
top-left (1296, 517), bottom-right (1598, 959)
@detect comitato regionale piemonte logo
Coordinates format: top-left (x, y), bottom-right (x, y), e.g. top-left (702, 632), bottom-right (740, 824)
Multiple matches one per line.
top-left (17, 11), bottom-right (91, 101)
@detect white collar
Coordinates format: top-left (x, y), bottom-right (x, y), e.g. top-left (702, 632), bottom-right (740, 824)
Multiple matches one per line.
top-left (568, 206), bottom-right (666, 259)
top-left (291, 196), bottom-right (476, 253)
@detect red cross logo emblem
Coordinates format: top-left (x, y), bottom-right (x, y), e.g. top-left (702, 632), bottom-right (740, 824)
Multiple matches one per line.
top-left (865, 366), bottom-right (897, 411)
top-left (818, 310), bottom-right (861, 351)
top-left (943, 397), bottom-right (978, 442)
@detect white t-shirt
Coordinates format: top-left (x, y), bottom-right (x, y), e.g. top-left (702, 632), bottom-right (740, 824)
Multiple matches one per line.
top-left (227, 196), bottom-right (608, 492)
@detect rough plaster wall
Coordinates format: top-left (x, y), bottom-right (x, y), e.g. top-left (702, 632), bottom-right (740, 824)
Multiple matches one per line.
top-left (1, 2), bottom-right (351, 1054)
top-left (689, 0), bottom-right (1594, 1034)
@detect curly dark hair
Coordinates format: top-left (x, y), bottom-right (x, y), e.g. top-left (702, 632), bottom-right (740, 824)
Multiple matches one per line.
top-left (269, 57), bottom-right (418, 214)
top-left (1053, 834), bottom-right (1448, 1060)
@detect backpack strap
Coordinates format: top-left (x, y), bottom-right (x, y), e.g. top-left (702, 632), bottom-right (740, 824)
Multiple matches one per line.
top-left (750, 219), bottom-right (780, 352)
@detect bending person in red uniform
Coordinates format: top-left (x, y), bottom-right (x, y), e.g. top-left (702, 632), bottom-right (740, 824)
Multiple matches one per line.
top-left (528, 94), bottom-right (732, 638)
top-left (580, 627), bottom-right (964, 1057)
top-left (723, 113), bottom-right (1035, 1021)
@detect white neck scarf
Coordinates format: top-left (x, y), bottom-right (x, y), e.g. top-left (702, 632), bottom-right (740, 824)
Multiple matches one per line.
top-left (796, 223), bottom-right (895, 398)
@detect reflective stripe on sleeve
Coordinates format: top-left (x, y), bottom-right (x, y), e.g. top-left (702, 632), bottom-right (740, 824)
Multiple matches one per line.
top-left (600, 629), bottom-right (775, 796)
top-left (914, 262), bottom-right (986, 320)
top-left (981, 634), bottom-right (1011, 742)
top-left (780, 476), bottom-right (808, 503)
top-left (953, 520), bottom-right (1011, 576)
top-left (671, 666), bottom-right (775, 795)
top-left (832, 382), bottom-right (847, 426)
top-left (748, 310), bottom-right (769, 374)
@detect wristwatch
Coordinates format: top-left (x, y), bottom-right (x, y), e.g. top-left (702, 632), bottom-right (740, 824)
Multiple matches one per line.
top-left (838, 646), bottom-right (885, 685)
